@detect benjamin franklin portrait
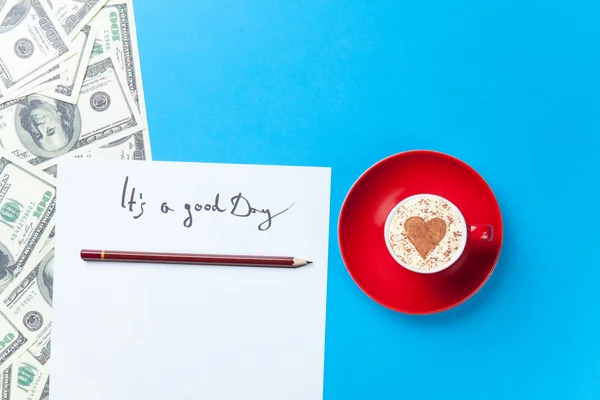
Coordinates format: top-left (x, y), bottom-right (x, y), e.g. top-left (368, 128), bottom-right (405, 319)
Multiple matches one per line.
top-left (16, 94), bottom-right (81, 158)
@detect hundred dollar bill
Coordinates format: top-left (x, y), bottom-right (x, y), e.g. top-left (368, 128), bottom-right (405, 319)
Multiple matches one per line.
top-left (73, 130), bottom-right (148, 161)
top-left (87, 0), bottom-right (151, 160)
top-left (45, 0), bottom-right (109, 39)
top-left (0, 62), bottom-right (71, 108)
top-left (0, 53), bottom-right (145, 169)
top-left (1, 65), bottom-right (68, 106)
top-left (0, 350), bottom-right (48, 399)
top-left (0, 0), bottom-right (73, 99)
top-left (39, 24), bottom-right (98, 104)
top-left (0, 243), bottom-right (53, 367)
top-left (0, 310), bottom-right (28, 370)
top-left (93, 0), bottom-right (146, 114)
top-left (0, 153), bottom-right (55, 296)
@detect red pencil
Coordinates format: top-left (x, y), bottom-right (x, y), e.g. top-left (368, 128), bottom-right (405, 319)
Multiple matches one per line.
top-left (80, 249), bottom-right (312, 268)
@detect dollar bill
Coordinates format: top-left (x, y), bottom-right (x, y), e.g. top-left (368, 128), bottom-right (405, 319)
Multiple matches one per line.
top-left (0, 153), bottom-right (55, 296)
top-left (0, 0), bottom-right (73, 99)
top-left (1, 65), bottom-right (68, 106)
top-left (93, 0), bottom-right (145, 114)
top-left (0, 62), bottom-right (71, 108)
top-left (45, 0), bottom-right (109, 39)
top-left (0, 242), bottom-right (53, 367)
top-left (73, 131), bottom-right (148, 161)
top-left (0, 53), bottom-right (145, 169)
top-left (0, 1), bottom-right (151, 398)
top-left (10, 73), bottom-right (66, 99)
top-left (87, 0), bottom-right (151, 160)
top-left (39, 24), bottom-right (98, 104)
top-left (0, 351), bottom-right (48, 400)
top-left (0, 310), bottom-right (28, 370)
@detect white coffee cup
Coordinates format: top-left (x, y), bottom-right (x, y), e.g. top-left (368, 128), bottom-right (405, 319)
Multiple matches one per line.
top-left (383, 194), bottom-right (492, 274)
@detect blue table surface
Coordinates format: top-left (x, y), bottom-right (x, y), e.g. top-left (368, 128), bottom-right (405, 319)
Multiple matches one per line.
top-left (135, 1), bottom-right (599, 398)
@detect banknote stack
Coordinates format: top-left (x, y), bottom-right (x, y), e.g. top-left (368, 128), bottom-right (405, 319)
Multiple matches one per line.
top-left (0, 1), bottom-right (152, 398)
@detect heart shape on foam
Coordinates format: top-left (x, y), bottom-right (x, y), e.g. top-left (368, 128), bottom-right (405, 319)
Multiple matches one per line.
top-left (404, 217), bottom-right (447, 259)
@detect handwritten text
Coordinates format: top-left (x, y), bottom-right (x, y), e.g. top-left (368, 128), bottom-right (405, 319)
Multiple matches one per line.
top-left (120, 176), bottom-right (294, 231)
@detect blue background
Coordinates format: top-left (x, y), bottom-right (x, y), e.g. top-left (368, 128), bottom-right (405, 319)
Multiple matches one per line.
top-left (134, 1), bottom-right (599, 398)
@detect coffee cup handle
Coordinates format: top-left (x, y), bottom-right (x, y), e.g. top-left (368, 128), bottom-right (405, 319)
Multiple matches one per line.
top-left (467, 224), bottom-right (494, 241)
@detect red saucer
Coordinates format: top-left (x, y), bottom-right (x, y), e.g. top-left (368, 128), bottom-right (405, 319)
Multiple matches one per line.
top-left (338, 150), bottom-right (503, 314)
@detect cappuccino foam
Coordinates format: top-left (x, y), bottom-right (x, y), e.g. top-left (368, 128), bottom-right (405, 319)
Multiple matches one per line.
top-left (387, 195), bottom-right (465, 271)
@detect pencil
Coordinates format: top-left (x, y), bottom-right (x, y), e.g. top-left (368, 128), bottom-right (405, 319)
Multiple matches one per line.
top-left (80, 249), bottom-right (312, 268)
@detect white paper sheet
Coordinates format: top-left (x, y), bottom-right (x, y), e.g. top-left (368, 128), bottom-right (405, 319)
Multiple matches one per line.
top-left (50, 158), bottom-right (331, 400)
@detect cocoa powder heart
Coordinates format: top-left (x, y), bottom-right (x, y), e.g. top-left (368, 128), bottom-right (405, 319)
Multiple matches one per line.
top-left (404, 217), bottom-right (447, 259)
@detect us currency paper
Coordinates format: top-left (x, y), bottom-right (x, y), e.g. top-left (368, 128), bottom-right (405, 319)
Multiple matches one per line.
top-left (39, 24), bottom-right (98, 104)
top-left (73, 131), bottom-right (149, 161)
top-left (0, 53), bottom-right (145, 169)
top-left (0, 242), bottom-right (53, 369)
top-left (46, 0), bottom-right (109, 39)
top-left (0, 62), bottom-right (69, 107)
top-left (0, 1), bottom-right (150, 397)
top-left (84, 0), bottom-right (151, 160)
top-left (0, 310), bottom-right (28, 369)
top-left (0, 154), bottom-right (56, 296)
top-left (0, 0), bottom-right (73, 99)
top-left (0, 350), bottom-right (49, 399)
top-left (2, 64), bottom-right (69, 105)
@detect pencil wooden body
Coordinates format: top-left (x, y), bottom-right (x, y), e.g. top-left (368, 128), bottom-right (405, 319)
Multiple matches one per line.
top-left (80, 250), bottom-right (310, 268)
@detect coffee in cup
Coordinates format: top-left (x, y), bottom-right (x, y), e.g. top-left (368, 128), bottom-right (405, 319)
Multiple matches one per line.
top-left (384, 194), bottom-right (492, 273)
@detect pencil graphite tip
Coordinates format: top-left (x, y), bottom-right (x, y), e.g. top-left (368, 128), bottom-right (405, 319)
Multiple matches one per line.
top-left (293, 258), bottom-right (312, 267)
